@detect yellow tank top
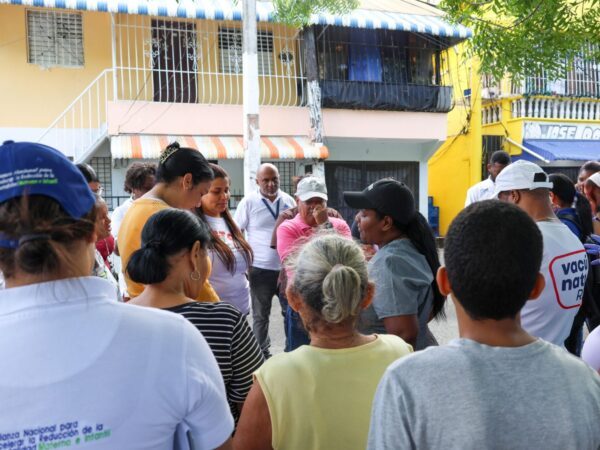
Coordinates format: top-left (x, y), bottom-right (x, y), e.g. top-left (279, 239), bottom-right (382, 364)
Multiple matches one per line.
top-left (255, 334), bottom-right (413, 450)
top-left (118, 198), bottom-right (219, 301)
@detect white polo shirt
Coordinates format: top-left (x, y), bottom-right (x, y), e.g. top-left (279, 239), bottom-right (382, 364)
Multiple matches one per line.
top-left (521, 221), bottom-right (588, 346)
top-left (464, 177), bottom-right (496, 206)
top-left (0, 277), bottom-right (233, 450)
top-left (234, 190), bottom-right (296, 271)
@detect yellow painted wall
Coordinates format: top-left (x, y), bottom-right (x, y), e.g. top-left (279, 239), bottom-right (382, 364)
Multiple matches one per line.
top-left (0, 5), bottom-right (112, 127)
top-left (428, 44), bottom-right (482, 234)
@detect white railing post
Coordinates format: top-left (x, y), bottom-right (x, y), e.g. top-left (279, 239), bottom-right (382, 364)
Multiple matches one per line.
top-left (38, 69), bottom-right (113, 163)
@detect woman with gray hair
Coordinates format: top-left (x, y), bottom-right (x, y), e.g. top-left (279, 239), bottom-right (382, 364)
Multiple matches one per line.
top-left (234, 233), bottom-right (412, 450)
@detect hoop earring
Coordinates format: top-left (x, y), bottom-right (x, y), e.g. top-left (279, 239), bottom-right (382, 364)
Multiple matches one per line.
top-left (190, 270), bottom-right (202, 281)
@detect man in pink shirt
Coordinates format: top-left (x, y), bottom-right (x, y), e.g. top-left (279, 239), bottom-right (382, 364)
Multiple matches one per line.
top-left (277, 176), bottom-right (351, 350)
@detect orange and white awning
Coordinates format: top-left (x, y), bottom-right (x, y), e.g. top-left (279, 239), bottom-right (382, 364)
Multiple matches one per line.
top-left (110, 135), bottom-right (329, 160)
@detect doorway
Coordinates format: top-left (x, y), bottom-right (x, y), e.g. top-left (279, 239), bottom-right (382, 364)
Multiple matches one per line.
top-left (151, 20), bottom-right (198, 103)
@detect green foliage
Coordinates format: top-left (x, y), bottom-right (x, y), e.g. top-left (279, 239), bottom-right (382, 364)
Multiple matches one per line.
top-left (439, 0), bottom-right (600, 81)
top-left (271, 0), bottom-right (359, 28)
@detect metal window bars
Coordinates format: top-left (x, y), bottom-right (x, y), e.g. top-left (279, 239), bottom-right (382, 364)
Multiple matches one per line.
top-left (27, 10), bottom-right (84, 67)
top-left (114, 14), bottom-right (306, 106)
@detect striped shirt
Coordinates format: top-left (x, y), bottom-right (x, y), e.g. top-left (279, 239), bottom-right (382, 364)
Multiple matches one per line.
top-left (165, 302), bottom-right (264, 422)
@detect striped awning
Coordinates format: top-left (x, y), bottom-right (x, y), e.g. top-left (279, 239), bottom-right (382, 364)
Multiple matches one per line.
top-left (2, 0), bottom-right (472, 40)
top-left (110, 135), bottom-right (329, 160)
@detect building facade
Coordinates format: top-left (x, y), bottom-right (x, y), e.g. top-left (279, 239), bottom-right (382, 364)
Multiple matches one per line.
top-left (0, 0), bottom-right (470, 221)
top-left (430, 43), bottom-right (600, 234)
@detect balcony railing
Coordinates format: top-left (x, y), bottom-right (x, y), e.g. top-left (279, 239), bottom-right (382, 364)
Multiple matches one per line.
top-left (315, 26), bottom-right (451, 112)
top-left (511, 97), bottom-right (600, 120)
top-left (481, 46), bottom-right (600, 99)
top-left (114, 14), bottom-right (306, 107)
top-left (320, 80), bottom-right (453, 112)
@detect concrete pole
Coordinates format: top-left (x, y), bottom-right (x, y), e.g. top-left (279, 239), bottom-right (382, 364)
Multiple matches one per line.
top-left (243, 0), bottom-right (261, 195)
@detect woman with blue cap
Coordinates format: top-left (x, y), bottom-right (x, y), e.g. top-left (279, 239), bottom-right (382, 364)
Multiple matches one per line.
top-left (0, 141), bottom-right (233, 449)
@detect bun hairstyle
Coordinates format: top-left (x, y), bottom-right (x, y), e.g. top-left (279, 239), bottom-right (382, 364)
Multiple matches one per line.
top-left (156, 142), bottom-right (214, 185)
top-left (0, 196), bottom-right (96, 279)
top-left (288, 234), bottom-right (368, 324)
top-left (126, 208), bottom-right (211, 285)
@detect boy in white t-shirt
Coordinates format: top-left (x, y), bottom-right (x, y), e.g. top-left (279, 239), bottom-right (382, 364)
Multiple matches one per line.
top-left (495, 160), bottom-right (588, 346)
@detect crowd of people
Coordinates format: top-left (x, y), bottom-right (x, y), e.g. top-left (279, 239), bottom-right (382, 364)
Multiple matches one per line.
top-left (0, 139), bottom-right (599, 449)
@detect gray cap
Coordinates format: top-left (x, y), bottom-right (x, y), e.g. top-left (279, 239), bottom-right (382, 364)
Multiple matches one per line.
top-left (295, 176), bottom-right (328, 202)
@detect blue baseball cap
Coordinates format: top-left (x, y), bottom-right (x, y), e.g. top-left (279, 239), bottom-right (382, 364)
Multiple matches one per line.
top-left (0, 141), bottom-right (96, 247)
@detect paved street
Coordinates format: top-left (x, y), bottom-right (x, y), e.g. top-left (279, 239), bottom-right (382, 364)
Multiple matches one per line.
top-left (254, 294), bottom-right (459, 355)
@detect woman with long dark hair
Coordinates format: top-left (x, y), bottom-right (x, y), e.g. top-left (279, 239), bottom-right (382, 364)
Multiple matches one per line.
top-left (127, 209), bottom-right (263, 422)
top-left (344, 179), bottom-right (445, 350)
top-left (196, 164), bottom-right (253, 314)
top-left (0, 142), bottom-right (233, 449)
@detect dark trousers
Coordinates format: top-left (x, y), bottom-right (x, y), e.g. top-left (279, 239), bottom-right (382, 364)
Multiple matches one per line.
top-left (285, 306), bottom-right (310, 351)
top-left (249, 267), bottom-right (285, 357)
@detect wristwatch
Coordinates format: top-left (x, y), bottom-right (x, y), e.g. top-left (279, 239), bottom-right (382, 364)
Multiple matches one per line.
top-left (319, 221), bottom-right (334, 230)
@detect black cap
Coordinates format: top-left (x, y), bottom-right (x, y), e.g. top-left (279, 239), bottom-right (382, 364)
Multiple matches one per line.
top-left (343, 179), bottom-right (416, 225)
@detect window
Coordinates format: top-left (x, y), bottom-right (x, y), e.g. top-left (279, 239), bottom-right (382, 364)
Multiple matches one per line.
top-left (27, 10), bottom-right (84, 67)
top-left (89, 156), bottom-right (113, 207)
top-left (218, 28), bottom-right (273, 75)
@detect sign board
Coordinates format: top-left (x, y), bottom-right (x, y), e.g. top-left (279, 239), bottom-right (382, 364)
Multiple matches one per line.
top-left (524, 122), bottom-right (600, 140)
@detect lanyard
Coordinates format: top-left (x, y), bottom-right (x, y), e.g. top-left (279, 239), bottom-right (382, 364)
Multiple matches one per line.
top-left (262, 198), bottom-right (281, 220)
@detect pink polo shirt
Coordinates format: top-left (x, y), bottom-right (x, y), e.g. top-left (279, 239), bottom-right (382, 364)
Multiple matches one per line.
top-left (276, 213), bottom-right (352, 264)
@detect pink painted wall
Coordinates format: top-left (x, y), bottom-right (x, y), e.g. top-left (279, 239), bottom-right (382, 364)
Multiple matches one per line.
top-left (107, 102), bottom-right (310, 136)
top-left (322, 109), bottom-right (448, 141)
top-left (107, 101), bottom-right (448, 142)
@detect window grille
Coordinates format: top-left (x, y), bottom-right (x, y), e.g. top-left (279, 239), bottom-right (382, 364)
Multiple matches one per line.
top-left (270, 161), bottom-right (296, 196)
top-left (218, 28), bottom-right (274, 75)
top-left (90, 157), bottom-right (113, 208)
top-left (27, 10), bottom-right (84, 67)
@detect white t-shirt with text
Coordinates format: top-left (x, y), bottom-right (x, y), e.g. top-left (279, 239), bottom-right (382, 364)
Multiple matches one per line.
top-left (521, 221), bottom-right (588, 346)
top-left (206, 215), bottom-right (252, 314)
top-left (0, 277), bottom-right (233, 450)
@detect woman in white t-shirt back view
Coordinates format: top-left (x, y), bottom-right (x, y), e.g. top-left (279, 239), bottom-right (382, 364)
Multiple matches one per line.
top-left (196, 164), bottom-right (253, 315)
top-left (0, 141), bottom-right (233, 450)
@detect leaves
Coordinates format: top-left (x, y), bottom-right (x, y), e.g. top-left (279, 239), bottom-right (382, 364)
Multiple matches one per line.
top-left (439, 0), bottom-right (600, 81)
top-left (270, 0), bottom-right (359, 28)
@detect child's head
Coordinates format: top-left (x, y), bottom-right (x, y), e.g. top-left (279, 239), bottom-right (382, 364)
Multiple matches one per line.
top-left (442, 200), bottom-right (543, 320)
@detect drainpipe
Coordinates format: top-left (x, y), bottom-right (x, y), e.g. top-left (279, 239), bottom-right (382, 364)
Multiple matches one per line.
top-left (303, 26), bottom-right (325, 176)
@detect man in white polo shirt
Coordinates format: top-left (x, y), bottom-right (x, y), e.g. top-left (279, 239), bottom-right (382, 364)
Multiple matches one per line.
top-left (235, 163), bottom-right (295, 358)
top-left (465, 150), bottom-right (511, 206)
top-left (496, 160), bottom-right (588, 346)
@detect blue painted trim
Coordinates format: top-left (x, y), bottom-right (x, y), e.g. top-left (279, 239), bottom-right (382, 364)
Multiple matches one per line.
top-left (5, 0), bottom-right (472, 40)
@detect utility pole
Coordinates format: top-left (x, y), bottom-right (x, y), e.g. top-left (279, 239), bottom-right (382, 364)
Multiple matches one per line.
top-left (243, 0), bottom-right (261, 196)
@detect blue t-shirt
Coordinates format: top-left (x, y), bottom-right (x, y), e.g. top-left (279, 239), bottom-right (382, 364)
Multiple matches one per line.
top-left (357, 238), bottom-right (437, 350)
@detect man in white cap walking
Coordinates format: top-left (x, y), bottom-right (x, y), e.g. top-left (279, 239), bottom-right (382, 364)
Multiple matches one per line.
top-left (495, 160), bottom-right (588, 346)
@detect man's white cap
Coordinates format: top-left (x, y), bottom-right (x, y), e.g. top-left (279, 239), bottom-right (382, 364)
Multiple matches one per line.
top-left (588, 172), bottom-right (600, 188)
top-left (494, 160), bottom-right (553, 197)
top-left (295, 176), bottom-right (328, 202)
